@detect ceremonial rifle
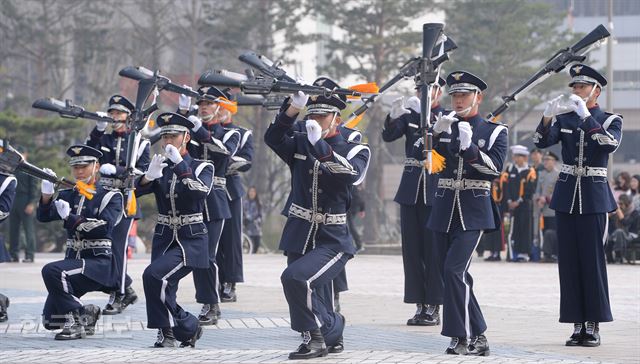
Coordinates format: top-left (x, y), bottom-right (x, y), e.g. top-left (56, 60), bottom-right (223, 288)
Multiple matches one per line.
top-left (32, 98), bottom-right (115, 124)
top-left (487, 24), bottom-right (611, 122)
top-left (0, 140), bottom-right (95, 199)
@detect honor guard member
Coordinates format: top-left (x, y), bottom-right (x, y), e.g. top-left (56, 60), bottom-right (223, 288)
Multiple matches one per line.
top-left (0, 167), bottom-right (17, 322)
top-left (37, 145), bottom-right (122, 340)
top-left (86, 95), bottom-right (149, 315)
top-left (534, 64), bottom-right (621, 347)
top-left (428, 71), bottom-right (507, 356)
top-left (503, 145), bottom-right (537, 262)
top-left (137, 112), bottom-right (213, 348)
top-left (382, 77), bottom-right (447, 326)
top-left (265, 77), bottom-right (371, 360)
top-left (186, 86), bottom-right (240, 325)
top-left (219, 93), bottom-right (253, 303)
top-left (281, 117), bottom-right (363, 313)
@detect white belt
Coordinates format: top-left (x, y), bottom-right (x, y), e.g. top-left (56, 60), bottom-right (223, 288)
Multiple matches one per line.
top-left (213, 176), bottom-right (227, 187)
top-left (66, 239), bottom-right (112, 250)
top-left (560, 164), bottom-right (607, 177)
top-left (438, 178), bottom-right (491, 190)
top-left (289, 203), bottom-right (347, 225)
top-left (100, 177), bottom-right (123, 189)
top-left (404, 158), bottom-right (423, 168)
top-left (157, 213), bottom-right (204, 228)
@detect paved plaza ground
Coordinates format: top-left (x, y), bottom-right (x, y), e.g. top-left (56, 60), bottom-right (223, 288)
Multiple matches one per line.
top-left (0, 253), bottom-right (638, 363)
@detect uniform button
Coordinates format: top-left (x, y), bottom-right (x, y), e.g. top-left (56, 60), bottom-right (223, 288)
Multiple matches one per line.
top-left (309, 188), bottom-right (313, 192)
top-left (463, 170), bottom-right (467, 174)
top-left (318, 189), bottom-right (323, 194)
top-left (318, 207), bottom-right (323, 212)
top-left (318, 170), bottom-right (323, 175)
top-left (309, 170), bottom-right (313, 174)
top-left (453, 169), bottom-right (457, 174)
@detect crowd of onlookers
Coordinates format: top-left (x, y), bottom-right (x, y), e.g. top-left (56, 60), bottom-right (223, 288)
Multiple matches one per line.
top-left (476, 147), bottom-right (640, 264)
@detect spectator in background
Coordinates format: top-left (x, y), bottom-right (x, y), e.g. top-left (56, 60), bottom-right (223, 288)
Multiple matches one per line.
top-left (536, 152), bottom-right (560, 262)
top-left (613, 171), bottom-right (631, 200)
top-left (242, 186), bottom-right (263, 254)
top-left (530, 148), bottom-right (544, 172)
top-left (609, 194), bottom-right (640, 263)
top-left (347, 184), bottom-right (366, 252)
top-left (128, 220), bottom-right (138, 259)
top-left (630, 175), bottom-right (640, 212)
top-left (8, 148), bottom-right (39, 263)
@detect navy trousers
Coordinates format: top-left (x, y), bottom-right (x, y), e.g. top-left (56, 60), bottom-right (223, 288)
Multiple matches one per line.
top-left (218, 197), bottom-right (244, 283)
top-left (41, 259), bottom-right (105, 329)
top-left (556, 212), bottom-right (613, 323)
top-left (436, 213), bottom-right (487, 339)
top-left (281, 247), bottom-right (351, 346)
top-left (193, 219), bottom-right (225, 304)
top-left (332, 268), bottom-right (348, 294)
top-left (400, 203), bottom-right (445, 305)
top-left (111, 217), bottom-right (133, 294)
top-left (143, 243), bottom-right (199, 342)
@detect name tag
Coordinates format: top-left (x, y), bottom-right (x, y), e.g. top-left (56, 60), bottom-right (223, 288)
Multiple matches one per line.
top-left (560, 128), bottom-right (573, 134)
top-left (440, 138), bottom-right (451, 143)
top-left (294, 153), bottom-right (307, 160)
top-left (408, 123), bottom-right (419, 129)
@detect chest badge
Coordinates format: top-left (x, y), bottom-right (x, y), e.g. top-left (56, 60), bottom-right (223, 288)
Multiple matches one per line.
top-left (478, 139), bottom-right (486, 148)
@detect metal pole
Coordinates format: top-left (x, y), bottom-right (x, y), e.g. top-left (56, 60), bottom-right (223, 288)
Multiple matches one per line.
top-left (607, 0), bottom-right (614, 179)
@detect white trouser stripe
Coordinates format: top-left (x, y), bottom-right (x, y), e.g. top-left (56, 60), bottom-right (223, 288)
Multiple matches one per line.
top-left (121, 219), bottom-right (134, 294)
top-left (213, 219), bottom-right (225, 302)
top-left (464, 231), bottom-right (484, 339)
top-left (602, 213), bottom-right (609, 247)
top-left (507, 216), bottom-right (515, 260)
top-left (61, 267), bottom-right (84, 305)
top-left (305, 252), bottom-right (344, 328)
top-left (161, 262), bottom-right (185, 327)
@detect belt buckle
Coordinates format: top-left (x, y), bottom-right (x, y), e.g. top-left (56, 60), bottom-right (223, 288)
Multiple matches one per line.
top-left (313, 213), bottom-right (325, 224)
top-left (575, 167), bottom-right (585, 176)
top-left (170, 216), bottom-right (181, 226)
top-left (453, 180), bottom-right (462, 190)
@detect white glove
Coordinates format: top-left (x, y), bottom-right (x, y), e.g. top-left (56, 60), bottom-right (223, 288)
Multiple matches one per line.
top-left (96, 111), bottom-right (109, 118)
top-left (433, 111), bottom-right (458, 134)
top-left (458, 121), bottom-right (473, 151)
top-left (96, 119), bottom-right (108, 132)
top-left (565, 94), bottom-right (591, 120)
top-left (179, 87), bottom-right (192, 111)
top-left (99, 163), bottom-right (117, 176)
top-left (41, 168), bottom-right (57, 195)
top-left (144, 154), bottom-right (168, 181)
top-left (542, 95), bottom-right (572, 118)
top-left (54, 199), bottom-right (70, 220)
top-left (405, 96), bottom-right (421, 114)
top-left (389, 97), bottom-right (411, 119)
top-left (305, 119), bottom-right (322, 146)
top-left (165, 144), bottom-right (183, 164)
top-left (187, 115), bottom-right (202, 131)
top-left (291, 91), bottom-right (309, 110)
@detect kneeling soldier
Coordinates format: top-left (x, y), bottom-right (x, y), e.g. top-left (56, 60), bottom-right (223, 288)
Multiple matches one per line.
top-left (38, 145), bottom-right (123, 340)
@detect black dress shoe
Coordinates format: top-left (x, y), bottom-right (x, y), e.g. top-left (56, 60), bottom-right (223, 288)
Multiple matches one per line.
top-left (220, 283), bottom-right (237, 302)
top-left (0, 294), bottom-right (9, 323)
top-left (198, 304), bottom-right (218, 325)
top-left (417, 305), bottom-right (440, 326)
top-left (565, 323), bottom-right (585, 346)
top-left (103, 292), bottom-right (123, 315)
top-left (582, 321), bottom-right (600, 347)
top-left (55, 311), bottom-right (86, 340)
top-left (445, 337), bottom-right (468, 355)
top-left (328, 336), bottom-right (344, 353)
top-left (154, 327), bottom-right (177, 348)
top-left (120, 286), bottom-right (138, 310)
top-left (406, 304), bottom-right (423, 326)
top-left (468, 334), bottom-right (490, 356)
top-left (288, 328), bottom-right (328, 360)
top-left (22, 257), bottom-right (34, 263)
top-left (180, 326), bottom-right (203, 348)
top-left (81, 304), bottom-right (101, 336)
